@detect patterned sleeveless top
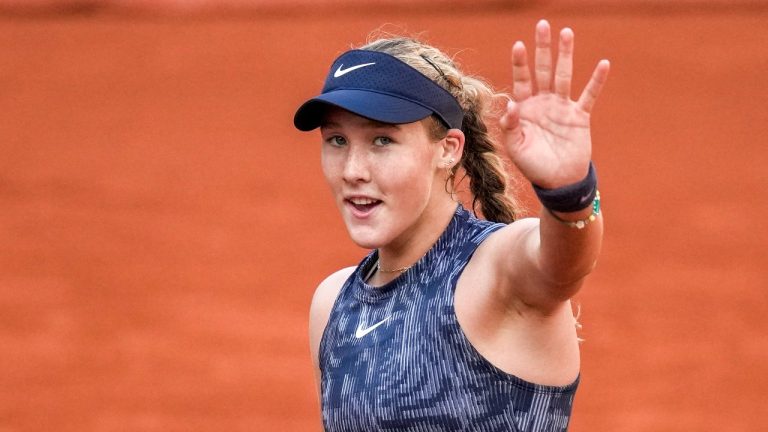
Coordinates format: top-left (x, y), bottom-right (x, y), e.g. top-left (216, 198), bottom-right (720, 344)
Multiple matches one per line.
top-left (319, 205), bottom-right (579, 431)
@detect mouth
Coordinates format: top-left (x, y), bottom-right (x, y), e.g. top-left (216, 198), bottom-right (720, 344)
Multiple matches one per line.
top-left (344, 196), bottom-right (382, 217)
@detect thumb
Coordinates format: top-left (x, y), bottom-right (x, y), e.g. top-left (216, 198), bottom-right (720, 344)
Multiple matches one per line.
top-left (500, 100), bottom-right (524, 148)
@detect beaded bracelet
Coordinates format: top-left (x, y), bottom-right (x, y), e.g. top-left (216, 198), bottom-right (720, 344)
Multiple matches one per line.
top-left (547, 190), bottom-right (601, 229)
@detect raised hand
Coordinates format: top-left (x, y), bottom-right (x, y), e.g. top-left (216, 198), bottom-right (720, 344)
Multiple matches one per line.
top-left (500, 20), bottom-right (610, 189)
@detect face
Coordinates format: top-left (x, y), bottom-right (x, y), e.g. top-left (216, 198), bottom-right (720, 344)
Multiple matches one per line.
top-left (320, 108), bottom-right (453, 250)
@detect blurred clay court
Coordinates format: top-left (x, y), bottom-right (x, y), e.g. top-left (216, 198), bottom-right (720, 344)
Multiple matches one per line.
top-left (1, 0), bottom-right (767, 430)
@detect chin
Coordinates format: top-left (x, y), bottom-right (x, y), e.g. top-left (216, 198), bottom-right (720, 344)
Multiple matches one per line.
top-left (346, 227), bottom-right (386, 250)
top-left (342, 218), bottom-right (397, 249)
top-left (339, 206), bottom-right (390, 249)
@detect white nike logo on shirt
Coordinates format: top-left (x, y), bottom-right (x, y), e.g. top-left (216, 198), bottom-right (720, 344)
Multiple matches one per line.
top-left (355, 316), bottom-right (390, 338)
top-left (334, 62), bottom-right (376, 78)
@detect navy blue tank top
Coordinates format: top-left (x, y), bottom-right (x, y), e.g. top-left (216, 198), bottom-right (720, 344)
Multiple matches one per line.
top-left (319, 205), bottom-right (579, 431)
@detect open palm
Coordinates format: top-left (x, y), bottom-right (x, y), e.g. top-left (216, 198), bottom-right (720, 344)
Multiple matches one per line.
top-left (500, 20), bottom-right (610, 189)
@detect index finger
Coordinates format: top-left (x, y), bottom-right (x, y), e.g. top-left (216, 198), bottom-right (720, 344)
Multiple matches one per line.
top-left (534, 19), bottom-right (553, 93)
top-left (512, 41), bottom-right (532, 101)
top-left (553, 27), bottom-right (574, 99)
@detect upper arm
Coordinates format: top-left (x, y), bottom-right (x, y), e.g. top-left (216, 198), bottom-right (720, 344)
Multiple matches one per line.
top-left (308, 267), bottom-right (355, 395)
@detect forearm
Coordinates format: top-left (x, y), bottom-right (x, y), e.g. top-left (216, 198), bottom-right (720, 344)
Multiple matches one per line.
top-left (537, 205), bottom-right (603, 289)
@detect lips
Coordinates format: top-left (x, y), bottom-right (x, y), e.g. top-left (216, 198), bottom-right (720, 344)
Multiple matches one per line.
top-left (344, 196), bottom-right (382, 218)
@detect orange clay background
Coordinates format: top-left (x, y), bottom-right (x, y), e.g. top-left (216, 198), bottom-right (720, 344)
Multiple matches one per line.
top-left (1, 1), bottom-right (767, 431)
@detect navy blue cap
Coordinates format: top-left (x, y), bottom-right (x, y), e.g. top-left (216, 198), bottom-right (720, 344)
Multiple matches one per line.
top-left (294, 49), bottom-right (463, 131)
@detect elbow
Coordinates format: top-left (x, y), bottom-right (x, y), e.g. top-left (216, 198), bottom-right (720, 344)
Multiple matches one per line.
top-left (557, 257), bottom-right (599, 283)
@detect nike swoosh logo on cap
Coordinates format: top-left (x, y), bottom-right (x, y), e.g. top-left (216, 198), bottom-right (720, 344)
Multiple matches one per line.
top-left (334, 62), bottom-right (376, 78)
top-left (355, 316), bottom-right (390, 338)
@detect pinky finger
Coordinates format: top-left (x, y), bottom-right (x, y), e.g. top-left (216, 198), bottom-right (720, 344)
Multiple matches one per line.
top-left (577, 59), bottom-right (610, 113)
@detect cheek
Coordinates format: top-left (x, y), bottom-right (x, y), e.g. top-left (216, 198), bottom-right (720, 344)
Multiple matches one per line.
top-left (320, 150), bottom-right (341, 186)
top-left (380, 152), bottom-right (436, 196)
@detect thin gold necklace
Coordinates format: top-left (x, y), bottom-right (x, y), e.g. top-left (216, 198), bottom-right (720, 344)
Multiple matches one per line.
top-left (376, 261), bottom-right (414, 274)
top-left (376, 249), bottom-right (429, 274)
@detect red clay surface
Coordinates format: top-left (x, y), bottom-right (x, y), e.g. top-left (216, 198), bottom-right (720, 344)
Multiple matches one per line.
top-left (1, 4), bottom-right (767, 431)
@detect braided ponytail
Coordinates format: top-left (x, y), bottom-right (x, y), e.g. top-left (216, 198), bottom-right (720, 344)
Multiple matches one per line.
top-left (460, 103), bottom-right (518, 223)
top-left (361, 34), bottom-right (520, 223)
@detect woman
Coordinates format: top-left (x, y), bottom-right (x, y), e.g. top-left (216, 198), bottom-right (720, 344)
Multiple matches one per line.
top-left (294, 19), bottom-right (609, 431)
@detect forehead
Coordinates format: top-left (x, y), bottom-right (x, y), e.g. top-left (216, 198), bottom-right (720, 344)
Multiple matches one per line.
top-left (320, 106), bottom-right (420, 131)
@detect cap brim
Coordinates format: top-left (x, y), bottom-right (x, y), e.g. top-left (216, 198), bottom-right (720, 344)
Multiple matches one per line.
top-left (293, 89), bottom-right (433, 131)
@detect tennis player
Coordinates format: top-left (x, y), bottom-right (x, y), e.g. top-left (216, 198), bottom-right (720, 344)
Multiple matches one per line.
top-left (294, 19), bottom-right (609, 431)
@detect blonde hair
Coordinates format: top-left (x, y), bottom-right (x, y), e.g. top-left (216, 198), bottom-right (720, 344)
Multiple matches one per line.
top-left (360, 35), bottom-right (520, 223)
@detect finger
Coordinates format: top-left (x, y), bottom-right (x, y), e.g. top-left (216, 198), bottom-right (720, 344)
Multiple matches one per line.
top-left (512, 41), bottom-right (532, 101)
top-left (554, 27), bottom-right (574, 99)
top-left (534, 19), bottom-right (552, 93)
top-left (500, 100), bottom-right (524, 148)
top-left (577, 59), bottom-right (611, 113)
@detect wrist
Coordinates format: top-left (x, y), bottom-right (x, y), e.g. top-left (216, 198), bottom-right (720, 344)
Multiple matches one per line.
top-left (532, 162), bottom-right (597, 213)
top-left (546, 190), bottom-right (601, 229)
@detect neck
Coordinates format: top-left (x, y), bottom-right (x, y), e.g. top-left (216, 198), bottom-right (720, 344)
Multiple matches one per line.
top-left (370, 198), bottom-right (458, 286)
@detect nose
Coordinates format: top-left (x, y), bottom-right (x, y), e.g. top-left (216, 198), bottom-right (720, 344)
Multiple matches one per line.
top-left (342, 144), bottom-right (370, 183)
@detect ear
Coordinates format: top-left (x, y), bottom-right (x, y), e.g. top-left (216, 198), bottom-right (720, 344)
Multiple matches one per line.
top-left (438, 128), bottom-right (465, 170)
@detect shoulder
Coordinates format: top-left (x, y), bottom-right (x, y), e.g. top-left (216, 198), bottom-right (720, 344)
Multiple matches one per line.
top-left (465, 217), bottom-right (543, 307)
top-left (308, 266), bottom-right (356, 393)
top-left (474, 217), bottom-right (539, 262)
top-left (461, 209), bottom-right (538, 248)
top-left (309, 267), bottom-right (356, 332)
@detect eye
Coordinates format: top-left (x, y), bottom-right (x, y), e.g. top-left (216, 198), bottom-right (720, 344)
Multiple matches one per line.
top-left (373, 136), bottom-right (393, 146)
top-left (326, 135), bottom-right (347, 146)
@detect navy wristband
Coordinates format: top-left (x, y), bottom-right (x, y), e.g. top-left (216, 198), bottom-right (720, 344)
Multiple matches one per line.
top-left (532, 162), bottom-right (598, 213)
